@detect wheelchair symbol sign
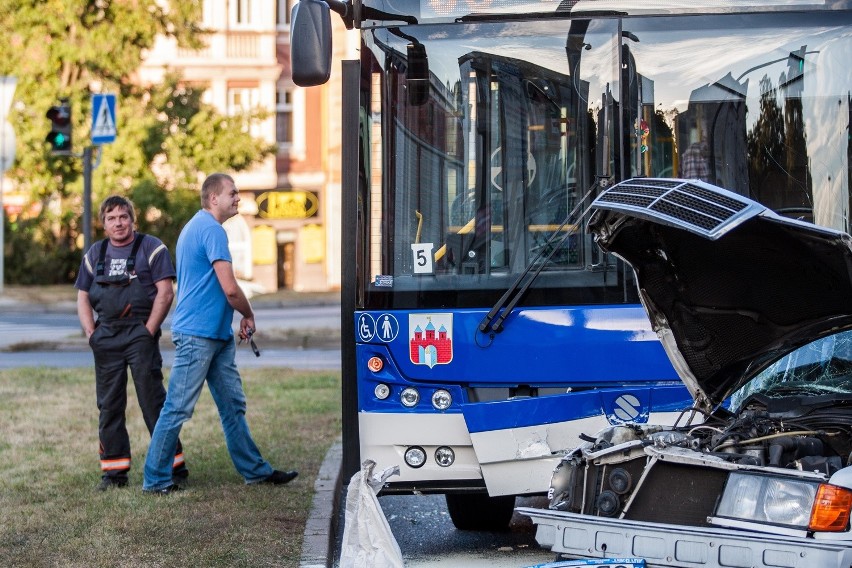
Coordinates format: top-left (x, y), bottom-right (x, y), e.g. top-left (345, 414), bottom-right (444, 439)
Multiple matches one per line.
top-left (358, 314), bottom-right (376, 341)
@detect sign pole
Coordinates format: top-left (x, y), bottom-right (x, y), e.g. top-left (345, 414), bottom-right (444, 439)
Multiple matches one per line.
top-left (0, 76), bottom-right (18, 294)
top-left (83, 146), bottom-right (93, 253)
top-left (1, 160), bottom-right (4, 294)
top-left (84, 92), bottom-right (117, 253)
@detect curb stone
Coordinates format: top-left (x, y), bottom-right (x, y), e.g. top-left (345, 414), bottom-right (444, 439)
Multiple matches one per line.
top-left (300, 439), bottom-right (343, 568)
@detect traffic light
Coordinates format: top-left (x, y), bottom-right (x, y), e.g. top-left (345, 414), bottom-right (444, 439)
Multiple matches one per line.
top-left (46, 102), bottom-right (72, 154)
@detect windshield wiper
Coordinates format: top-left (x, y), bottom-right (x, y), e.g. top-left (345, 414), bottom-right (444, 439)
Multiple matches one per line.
top-left (764, 382), bottom-right (845, 397)
top-left (478, 177), bottom-right (609, 336)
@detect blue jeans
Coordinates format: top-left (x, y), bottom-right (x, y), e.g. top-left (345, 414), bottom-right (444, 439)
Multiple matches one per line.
top-left (143, 333), bottom-right (273, 490)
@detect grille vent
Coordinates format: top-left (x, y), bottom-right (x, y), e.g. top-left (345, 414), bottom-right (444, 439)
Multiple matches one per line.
top-left (593, 178), bottom-right (761, 238)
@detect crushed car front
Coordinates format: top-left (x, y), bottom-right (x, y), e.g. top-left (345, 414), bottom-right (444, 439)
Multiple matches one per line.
top-left (518, 178), bottom-right (852, 567)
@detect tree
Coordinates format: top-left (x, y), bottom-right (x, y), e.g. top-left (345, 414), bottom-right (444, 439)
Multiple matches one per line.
top-left (0, 1), bottom-right (275, 283)
top-left (746, 76), bottom-right (786, 206)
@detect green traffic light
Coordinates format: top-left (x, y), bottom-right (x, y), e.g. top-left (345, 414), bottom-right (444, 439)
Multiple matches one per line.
top-left (46, 103), bottom-right (72, 153)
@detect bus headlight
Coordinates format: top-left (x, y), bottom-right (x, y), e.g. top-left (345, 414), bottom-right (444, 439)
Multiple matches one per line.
top-left (404, 446), bottom-right (427, 468)
top-left (435, 446), bottom-right (455, 467)
top-left (431, 389), bottom-right (452, 410)
top-left (716, 472), bottom-right (821, 529)
top-left (400, 387), bottom-right (420, 407)
top-left (374, 383), bottom-right (390, 400)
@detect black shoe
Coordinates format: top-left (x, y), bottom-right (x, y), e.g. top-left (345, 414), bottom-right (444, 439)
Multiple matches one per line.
top-left (172, 470), bottom-right (189, 488)
top-left (143, 484), bottom-right (182, 495)
top-left (96, 477), bottom-right (128, 492)
top-left (262, 470), bottom-right (298, 485)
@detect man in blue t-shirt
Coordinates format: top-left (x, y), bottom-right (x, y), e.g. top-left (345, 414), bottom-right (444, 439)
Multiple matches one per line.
top-left (142, 173), bottom-right (298, 494)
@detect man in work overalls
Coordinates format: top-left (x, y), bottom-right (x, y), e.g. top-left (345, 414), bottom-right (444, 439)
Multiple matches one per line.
top-left (75, 195), bottom-right (188, 491)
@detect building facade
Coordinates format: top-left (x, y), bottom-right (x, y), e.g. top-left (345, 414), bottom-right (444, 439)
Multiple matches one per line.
top-left (138, 0), bottom-right (350, 292)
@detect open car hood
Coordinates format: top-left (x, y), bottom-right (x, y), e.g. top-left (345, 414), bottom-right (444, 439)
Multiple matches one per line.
top-left (588, 178), bottom-right (852, 411)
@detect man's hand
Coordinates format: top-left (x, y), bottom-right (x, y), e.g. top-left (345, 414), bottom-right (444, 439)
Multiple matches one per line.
top-left (146, 279), bottom-right (175, 337)
top-left (239, 316), bottom-right (256, 341)
top-left (76, 290), bottom-right (96, 339)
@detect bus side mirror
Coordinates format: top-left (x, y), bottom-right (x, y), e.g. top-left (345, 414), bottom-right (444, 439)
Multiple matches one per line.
top-left (407, 42), bottom-right (429, 106)
top-left (291, 0), bottom-right (333, 86)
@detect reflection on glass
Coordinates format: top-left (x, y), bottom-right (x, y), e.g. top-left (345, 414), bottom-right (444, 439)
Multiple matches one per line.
top-left (359, 11), bottom-right (852, 308)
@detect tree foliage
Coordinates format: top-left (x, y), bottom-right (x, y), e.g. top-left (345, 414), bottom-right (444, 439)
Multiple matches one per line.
top-left (0, 0), bottom-right (276, 283)
top-left (747, 76), bottom-right (786, 204)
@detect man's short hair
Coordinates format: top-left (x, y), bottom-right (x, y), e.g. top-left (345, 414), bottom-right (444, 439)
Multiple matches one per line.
top-left (99, 195), bottom-right (136, 224)
top-left (201, 173), bottom-right (235, 208)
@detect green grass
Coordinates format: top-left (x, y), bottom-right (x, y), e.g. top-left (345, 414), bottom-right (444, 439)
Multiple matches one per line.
top-left (0, 367), bottom-right (341, 568)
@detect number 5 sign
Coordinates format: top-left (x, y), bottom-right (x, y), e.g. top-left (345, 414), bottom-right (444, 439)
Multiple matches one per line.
top-left (411, 243), bottom-right (434, 275)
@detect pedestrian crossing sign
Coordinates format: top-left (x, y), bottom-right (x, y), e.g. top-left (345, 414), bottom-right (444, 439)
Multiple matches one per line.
top-left (91, 93), bottom-right (117, 145)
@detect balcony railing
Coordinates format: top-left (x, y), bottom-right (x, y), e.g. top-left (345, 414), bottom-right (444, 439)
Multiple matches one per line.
top-left (175, 31), bottom-right (276, 61)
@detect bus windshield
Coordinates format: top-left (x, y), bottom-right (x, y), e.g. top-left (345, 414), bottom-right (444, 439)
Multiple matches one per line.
top-left (359, 10), bottom-right (852, 310)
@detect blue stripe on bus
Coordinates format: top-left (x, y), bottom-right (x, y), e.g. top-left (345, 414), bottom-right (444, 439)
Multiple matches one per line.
top-left (460, 384), bottom-right (691, 433)
top-left (355, 305), bottom-right (681, 385)
top-left (354, 305), bottom-right (694, 431)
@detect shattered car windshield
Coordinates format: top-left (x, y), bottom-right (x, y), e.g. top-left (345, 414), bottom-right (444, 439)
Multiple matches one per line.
top-left (731, 329), bottom-right (852, 410)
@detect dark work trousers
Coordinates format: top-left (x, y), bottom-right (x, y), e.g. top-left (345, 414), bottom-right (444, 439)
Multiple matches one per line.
top-left (91, 320), bottom-right (187, 481)
top-left (88, 270), bottom-right (187, 482)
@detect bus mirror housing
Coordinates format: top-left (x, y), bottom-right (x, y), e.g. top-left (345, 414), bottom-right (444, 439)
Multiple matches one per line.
top-left (291, 0), bottom-right (333, 86)
top-left (406, 42), bottom-right (429, 106)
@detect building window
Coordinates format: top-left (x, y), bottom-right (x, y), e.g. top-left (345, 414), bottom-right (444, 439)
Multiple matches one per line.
top-left (276, 0), bottom-right (291, 28)
top-left (232, 0), bottom-right (253, 26)
top-left (228, 85), bottom-right (261, 136)
top-left (276, 86), bottom-right (293, 149)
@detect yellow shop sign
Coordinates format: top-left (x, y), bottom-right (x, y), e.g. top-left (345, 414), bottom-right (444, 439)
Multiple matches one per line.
top-left (256, 191), bottom-right (319, 219)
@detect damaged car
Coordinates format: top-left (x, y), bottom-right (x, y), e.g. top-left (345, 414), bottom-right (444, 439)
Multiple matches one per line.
top-left (519, 178), bottom-right (852, 567)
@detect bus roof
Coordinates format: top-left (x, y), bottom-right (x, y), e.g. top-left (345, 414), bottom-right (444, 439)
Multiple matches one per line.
top-left (357, 0), bottom-right (847, 27)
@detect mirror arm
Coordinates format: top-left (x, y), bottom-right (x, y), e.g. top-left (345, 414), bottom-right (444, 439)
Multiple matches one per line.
top-left (325, 0), bottom-right (353, 26)
top-left (316, 0), bottom-right (418, 27)
top-left (318, 0), bottom-right (354, 27)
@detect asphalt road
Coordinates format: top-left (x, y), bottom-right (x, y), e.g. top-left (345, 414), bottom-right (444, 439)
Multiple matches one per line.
top-left (378, 494), bottom-right (555, 567)
top-left (0, 303), bottom-right (342, 369)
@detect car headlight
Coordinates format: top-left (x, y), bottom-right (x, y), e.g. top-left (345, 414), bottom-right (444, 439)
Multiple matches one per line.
top-left (716, 472), bottom-right (852, 532)
top-left (717, 473), bottom-right (816, 528)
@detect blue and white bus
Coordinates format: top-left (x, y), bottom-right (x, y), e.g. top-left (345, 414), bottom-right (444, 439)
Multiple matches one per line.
top-left (291, 0), bottom-right (851, 530)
